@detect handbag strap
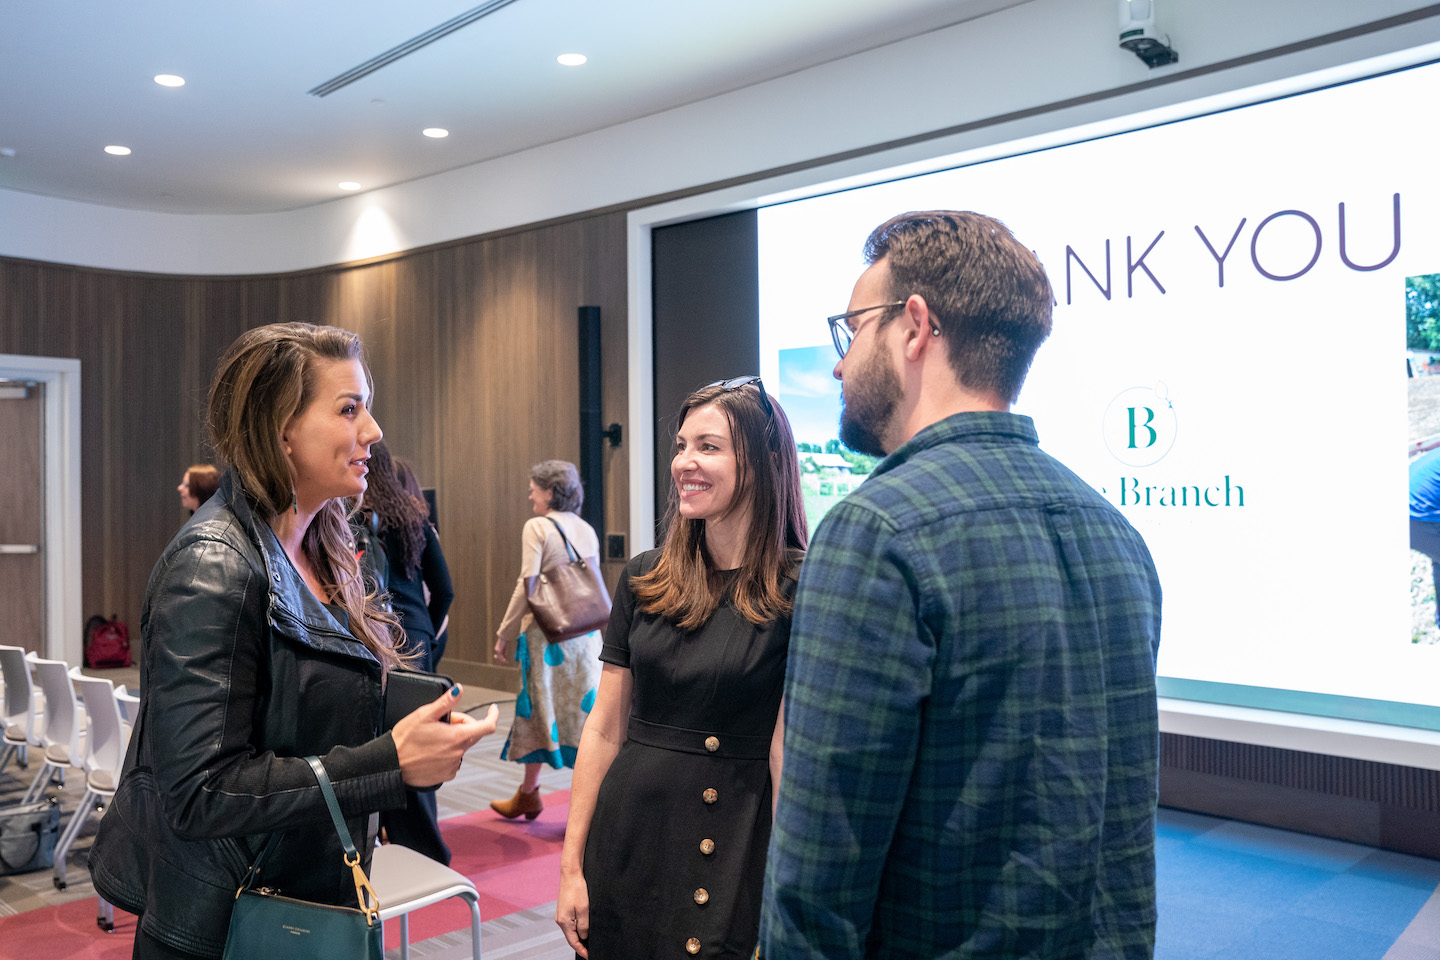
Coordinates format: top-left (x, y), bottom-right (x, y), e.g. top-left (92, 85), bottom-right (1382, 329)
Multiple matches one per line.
top-left (305, 756), bottom-right (359, 860)
top-left (234, 756), bottom-right (379, 921)
top-left (544, 516), bottom-right (584, 565)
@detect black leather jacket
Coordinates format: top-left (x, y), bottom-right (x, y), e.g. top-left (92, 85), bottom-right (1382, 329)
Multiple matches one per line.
top-left (90, 473), bottom-right (407, 958)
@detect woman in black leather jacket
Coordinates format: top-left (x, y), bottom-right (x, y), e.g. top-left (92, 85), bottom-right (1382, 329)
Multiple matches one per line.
top-left (90, 323), bottom-right (499, 960)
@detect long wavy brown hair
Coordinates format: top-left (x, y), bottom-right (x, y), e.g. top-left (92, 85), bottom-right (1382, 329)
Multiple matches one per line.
top-left (632, 380), bottom-right (807, 630)
top-left (206, 322), bottom-right (405, 669)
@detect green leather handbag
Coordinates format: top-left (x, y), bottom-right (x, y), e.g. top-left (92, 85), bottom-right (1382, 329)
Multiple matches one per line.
top-left (221, 756), bottom-right (382, 960)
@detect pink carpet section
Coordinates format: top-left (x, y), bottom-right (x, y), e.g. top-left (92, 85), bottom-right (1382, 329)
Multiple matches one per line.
top-left (0, 789), bottom-right (572, 959)
top-left (387, 787), bottom-right (571, 945)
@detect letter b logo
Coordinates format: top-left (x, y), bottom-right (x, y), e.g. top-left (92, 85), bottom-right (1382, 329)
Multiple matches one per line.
top-left (1127, 407), bottom-right (1157, 449)
top-left (1104, 385), bottom-right (1176, 467)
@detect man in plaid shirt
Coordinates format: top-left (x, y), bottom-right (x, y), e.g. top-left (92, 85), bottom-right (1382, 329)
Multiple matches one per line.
top-left (759, 211), bottom-right (1162, 959)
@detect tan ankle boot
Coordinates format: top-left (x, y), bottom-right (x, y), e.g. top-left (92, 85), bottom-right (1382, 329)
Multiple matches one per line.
top-left (490, 786), bottom-right (544, 820)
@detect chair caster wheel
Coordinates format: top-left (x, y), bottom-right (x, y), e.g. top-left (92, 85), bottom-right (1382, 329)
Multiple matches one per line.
top-left (53, 878), bottom-right (66, 891)
top-left (97, 919), bottom-right (114, 933)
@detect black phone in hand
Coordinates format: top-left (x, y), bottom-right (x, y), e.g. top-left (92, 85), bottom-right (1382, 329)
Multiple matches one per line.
top-left (384, 669), bottom-right (453, 731)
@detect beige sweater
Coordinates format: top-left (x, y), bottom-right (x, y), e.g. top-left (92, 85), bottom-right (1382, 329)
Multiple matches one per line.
top-left (496, 511), bottom-right (602, 642)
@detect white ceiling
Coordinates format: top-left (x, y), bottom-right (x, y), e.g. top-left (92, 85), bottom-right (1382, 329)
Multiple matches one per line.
top-left (0, 0), bottom-right (1029, 215)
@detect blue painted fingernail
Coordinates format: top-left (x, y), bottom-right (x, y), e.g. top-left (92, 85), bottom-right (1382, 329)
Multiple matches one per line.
top-left (449, 684), bottom-right (461, 697)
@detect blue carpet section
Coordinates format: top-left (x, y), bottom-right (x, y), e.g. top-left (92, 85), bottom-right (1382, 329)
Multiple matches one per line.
top-left (1157, 808), bottom-right (1440, 960)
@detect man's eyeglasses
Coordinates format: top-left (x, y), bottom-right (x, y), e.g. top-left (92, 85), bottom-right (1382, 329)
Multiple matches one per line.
top-left (703, 375), bottom-right (774, 418)
top-left (826, 301), bottom-right (906, 359)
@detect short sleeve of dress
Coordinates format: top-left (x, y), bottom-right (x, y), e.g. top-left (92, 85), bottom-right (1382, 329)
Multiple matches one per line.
top-left (599, 557), bottom-right (637, 668)
top-left (601, 550), bottom-right (661, 669)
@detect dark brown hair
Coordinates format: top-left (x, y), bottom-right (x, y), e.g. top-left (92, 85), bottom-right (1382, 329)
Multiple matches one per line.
top-left (393, 456), bottom-right (424, 501)
top-left (206, 322), bottom-right (405, 669)
top-left (184, 464), bottom-right (222, 506)
top-left (632, 381), bottom-right (807, 630)
top-left (864, 210), bottom-right (1054, 405)
top-left (363, 441), bottom-right (430, 580)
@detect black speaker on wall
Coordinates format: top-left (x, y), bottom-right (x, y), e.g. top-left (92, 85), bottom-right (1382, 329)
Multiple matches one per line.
top-left (578, 305), bottom-right (605, 539)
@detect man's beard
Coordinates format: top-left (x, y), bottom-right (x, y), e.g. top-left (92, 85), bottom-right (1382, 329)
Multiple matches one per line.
top-left (838, 345), bottom-right (902, 458)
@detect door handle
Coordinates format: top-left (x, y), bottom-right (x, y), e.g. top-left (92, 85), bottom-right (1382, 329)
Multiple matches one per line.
top-left (0, 544), bottom-right (39, 554)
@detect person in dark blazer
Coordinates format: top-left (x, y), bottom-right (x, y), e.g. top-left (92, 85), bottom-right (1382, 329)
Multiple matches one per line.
top-left (366, 439), bottom-right (457, 864)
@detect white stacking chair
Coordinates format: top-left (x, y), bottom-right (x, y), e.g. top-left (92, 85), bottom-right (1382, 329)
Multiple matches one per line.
top-left (97, 682), bottom-right (139, 931)
top-left (371, 842), bottom-right (482, 960)
top-left (53, 673), bottom-right (126, 890)
top-left (21, 653), bottom-right (83, 804)
top-left (0, 644), bottom-right (42, 776)
top-left (115, 687), bottom-right (140, 728)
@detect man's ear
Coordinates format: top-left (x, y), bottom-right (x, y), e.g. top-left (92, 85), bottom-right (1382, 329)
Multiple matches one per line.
top-left (900, 294), bottom-right (936, 361)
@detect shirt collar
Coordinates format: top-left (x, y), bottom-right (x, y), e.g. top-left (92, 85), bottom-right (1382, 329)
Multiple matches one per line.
top-left (220, 470), bottom-right (375, 656)
top-left (870, 411), bottom-right (1039, 479)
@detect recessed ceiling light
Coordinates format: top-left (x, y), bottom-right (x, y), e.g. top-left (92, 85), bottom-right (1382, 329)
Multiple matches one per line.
top-left (557, 53), bottom-right (587, 66)
top-left (104, 145), bottom-right (132, 156)
top-left (338, 181), bottom-right (361, 191)
top-left (422, 128), bottom-right (449, 139)
top-left (0, 148), bottom-right (15, 158)
top-left (154, 74), bottom-right (185, 87)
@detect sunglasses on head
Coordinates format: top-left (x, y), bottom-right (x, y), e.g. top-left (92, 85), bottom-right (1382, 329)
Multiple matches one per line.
top-left (703, 376), bottom-right (774, 419)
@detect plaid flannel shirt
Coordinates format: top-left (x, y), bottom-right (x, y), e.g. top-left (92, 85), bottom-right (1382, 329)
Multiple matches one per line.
top-left (760, 411), bottom-right (1162, 960)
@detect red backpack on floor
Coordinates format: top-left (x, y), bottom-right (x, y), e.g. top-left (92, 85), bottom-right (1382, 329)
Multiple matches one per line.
top-left (83, 614), bottom-right (132, 669)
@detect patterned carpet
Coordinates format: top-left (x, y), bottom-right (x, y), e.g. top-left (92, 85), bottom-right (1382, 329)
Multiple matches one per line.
top-left (6, 667), bottom-right (1440, 959)
top-left (0, 673), bottom-right (579, 959)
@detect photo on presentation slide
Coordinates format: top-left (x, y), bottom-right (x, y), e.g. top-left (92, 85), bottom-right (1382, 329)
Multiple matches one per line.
top-left (1408, 271), bottom-right (1440, 645)
top-left (778, 344), bottom-right (878, 527)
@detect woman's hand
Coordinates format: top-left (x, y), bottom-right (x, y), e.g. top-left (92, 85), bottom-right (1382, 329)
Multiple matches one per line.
top-left (493, 634), bottom-right (509, 663)
top-left (391, 686), bottom-right (499, 787)
top-left (556, 867), bottom-right (591, 957)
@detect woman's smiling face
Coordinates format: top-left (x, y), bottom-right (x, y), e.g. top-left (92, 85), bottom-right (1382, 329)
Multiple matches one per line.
top-left (671, 402), bottom-right (740, 524)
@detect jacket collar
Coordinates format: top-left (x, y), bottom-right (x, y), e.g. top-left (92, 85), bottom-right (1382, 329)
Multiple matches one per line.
top-left (217, 471), bottom-right (380, 664)
top-left (871, 411), bottom-right (1039, 479)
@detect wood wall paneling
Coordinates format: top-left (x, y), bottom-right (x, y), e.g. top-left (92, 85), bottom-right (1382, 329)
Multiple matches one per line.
top-left (0, 211), bottom-right (628, 692)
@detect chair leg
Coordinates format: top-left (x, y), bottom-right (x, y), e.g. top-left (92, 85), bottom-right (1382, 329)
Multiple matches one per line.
top-left (0, 742), bottom-right (29, 776)
top-left (464, 892), bottom-right (482, 960)
top-left (400, 912), bottom-right (410, 960)
top-left (97, 896), bottom-right (115, 932)
top-left (53, 789), bottom-right (96, 890)
top-left (21, 761), bottom-right (57, 804)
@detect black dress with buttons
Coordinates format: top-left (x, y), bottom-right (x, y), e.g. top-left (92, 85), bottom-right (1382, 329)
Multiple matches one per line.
top-left (583, 550), bottom-right (793, 960)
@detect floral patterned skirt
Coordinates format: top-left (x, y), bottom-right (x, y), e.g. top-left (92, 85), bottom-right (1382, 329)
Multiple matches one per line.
top-left (500, 626), bottom-right (602, 769)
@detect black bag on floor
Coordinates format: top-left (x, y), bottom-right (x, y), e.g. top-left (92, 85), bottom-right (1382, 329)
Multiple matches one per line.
top-left (0, 798), bottom-right (60, 876)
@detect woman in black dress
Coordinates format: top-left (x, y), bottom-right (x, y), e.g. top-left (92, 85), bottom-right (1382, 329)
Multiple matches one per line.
top-left (558, 377), bottom-right (807, 960)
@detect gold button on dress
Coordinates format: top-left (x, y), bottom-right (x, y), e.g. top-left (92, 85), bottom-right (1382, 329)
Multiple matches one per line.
top-left (700, 838), bottom-right (715, 855)
top-left (686, 937), bottom-right (702, 955)
top-left (702, 787), bottom-right (718, 804)
top-left (705, 736), bottom-right (720, 752)
top-left (694, 887), bottom-right (710, 905)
